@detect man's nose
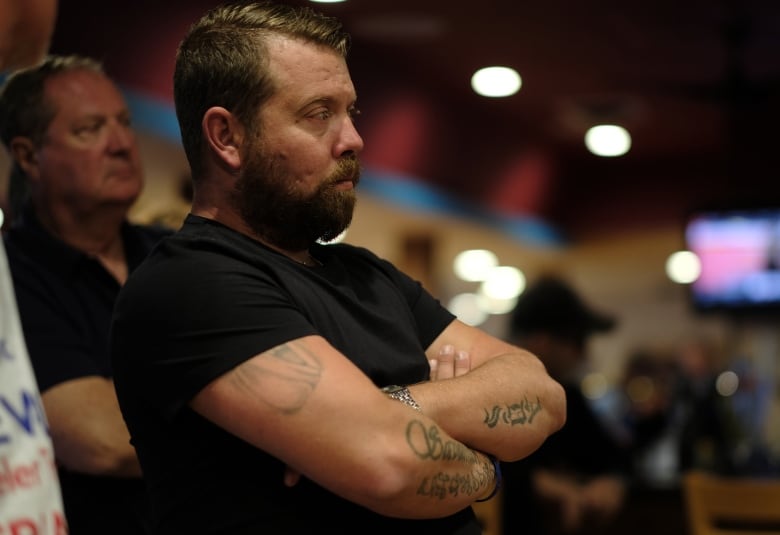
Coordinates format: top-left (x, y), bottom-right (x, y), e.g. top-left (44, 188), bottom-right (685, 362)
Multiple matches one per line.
top-left (107, 121), bottom-right (136, 153)
top-left (335, 116), bottom-right (364, 158)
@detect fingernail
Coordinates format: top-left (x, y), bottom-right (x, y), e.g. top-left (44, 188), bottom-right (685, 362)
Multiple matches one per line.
top-left (440, 344), bottom-right (454, 355)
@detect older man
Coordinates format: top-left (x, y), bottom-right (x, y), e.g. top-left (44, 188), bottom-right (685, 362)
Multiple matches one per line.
top-left (0, 56), bottom-right (169, 533)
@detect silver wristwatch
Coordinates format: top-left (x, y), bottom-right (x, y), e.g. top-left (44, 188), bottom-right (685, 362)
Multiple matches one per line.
top-left (381, 385), bottom-right (421, 412)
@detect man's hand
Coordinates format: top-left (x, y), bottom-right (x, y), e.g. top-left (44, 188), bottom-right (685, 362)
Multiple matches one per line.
top-left (284, 346), bottom-right (471, 488)
top-left (429, 344), bottom-right (471, 380)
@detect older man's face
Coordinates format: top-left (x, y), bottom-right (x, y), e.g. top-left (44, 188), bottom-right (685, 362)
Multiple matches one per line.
top-left (32, 69), bottom-right (143, 214)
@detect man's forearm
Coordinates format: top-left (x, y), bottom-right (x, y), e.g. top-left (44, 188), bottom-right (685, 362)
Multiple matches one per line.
top-left (410, 351), bottom-right (566, 461)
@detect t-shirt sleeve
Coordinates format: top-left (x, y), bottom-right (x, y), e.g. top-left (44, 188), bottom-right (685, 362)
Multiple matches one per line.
top-left (408, 280), bottom-right (456, 349)
top-left (348, 246), bottom-right (455, 349)
top-left (112, 247), bottom-right (318, 421)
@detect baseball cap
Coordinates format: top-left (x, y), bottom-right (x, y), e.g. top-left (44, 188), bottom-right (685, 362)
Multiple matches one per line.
top-left (509, 275), bottom-right (616, 339)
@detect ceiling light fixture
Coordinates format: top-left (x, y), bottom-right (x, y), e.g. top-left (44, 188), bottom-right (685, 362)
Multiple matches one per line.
top-left (584, 124), bottom-right (631, 157)
top-left (471, 66), bottom-right (522, 98)
top-left (665, 250), bottom-right (701, 284)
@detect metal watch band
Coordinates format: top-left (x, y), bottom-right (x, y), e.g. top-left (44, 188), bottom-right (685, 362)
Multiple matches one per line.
top-left (381, 385), bottom-right (421, 412)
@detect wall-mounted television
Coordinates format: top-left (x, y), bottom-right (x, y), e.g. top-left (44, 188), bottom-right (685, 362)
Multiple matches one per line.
top-left (685, 207), bottom-right (780, 314)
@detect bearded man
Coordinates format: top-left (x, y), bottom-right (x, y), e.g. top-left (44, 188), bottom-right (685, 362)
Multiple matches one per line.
top-left (110, 2), bottom-right (566, 534)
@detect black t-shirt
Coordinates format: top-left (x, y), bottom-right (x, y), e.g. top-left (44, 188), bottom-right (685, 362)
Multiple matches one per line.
top-left (4, 207), bottom-right (170, 535)
top-left (111, 214), bottom-right (479, 535)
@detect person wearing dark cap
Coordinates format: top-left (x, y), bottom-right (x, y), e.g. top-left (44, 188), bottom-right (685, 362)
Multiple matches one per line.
top-left (501, 276), bottom-right (629, 535)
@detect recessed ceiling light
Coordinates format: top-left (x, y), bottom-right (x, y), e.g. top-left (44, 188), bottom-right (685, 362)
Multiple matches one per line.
top-left (665, 250), bottom-right (701, 284)
top-left (584, 124), bottom-right (632, 157)
top-left (471, 66), bottom-right (522, 98)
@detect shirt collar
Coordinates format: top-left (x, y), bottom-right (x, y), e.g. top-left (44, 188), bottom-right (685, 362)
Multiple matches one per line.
top-left (7, 204), bottom-right (148, 278)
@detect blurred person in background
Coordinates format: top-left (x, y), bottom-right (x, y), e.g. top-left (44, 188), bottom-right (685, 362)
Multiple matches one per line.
top-left (674, 340), bottom-right (738, 476)
top-left (617, 349), bottom-right (682, 488)
top-left (501, 275), bottom-right (629, 535)
top-left (0, 55), bottom-right (171, 533)
top-left (623, 340), bottom-right (742, 485)
top-left (0, 0), bottom-right (65, 533)
top-left (618, 339), bottom-right (750, 489)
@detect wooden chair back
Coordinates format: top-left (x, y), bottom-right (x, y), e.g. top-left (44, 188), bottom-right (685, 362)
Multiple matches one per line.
top-left (683, 470), bottom-right (780, 535)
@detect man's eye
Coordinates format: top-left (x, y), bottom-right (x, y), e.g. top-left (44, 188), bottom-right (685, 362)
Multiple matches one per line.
top-left (349, 108), bottom-right (361, 121)
top-left (75, 123), bottom-right (101, 136)
top-left (314, 110), bottom-right (333, 120)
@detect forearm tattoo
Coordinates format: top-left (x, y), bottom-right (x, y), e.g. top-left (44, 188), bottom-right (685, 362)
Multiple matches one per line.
top-left (483, 396), bottom-right (542, 428)
top-left (405, 420), bottom-right (493, 499)
top-left (229, 341), bottom-right (322, 414)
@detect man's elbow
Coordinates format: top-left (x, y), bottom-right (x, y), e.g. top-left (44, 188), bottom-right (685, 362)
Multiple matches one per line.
top-left (535, 376), bottom-right (567, 445)
top-left (500, 378), bottom-right (566, 462)
top-left (338, 448), bottom-right (465, 519)
top-left (547, 378), bottom-right (567, 433)
top-left (55, 438), bottom-right (141, 477)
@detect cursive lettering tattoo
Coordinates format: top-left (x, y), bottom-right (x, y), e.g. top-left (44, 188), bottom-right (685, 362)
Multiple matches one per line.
top-left (417, 466), bottom-right (493, 499)
top-left (229, 341), bottom-right (322, 414)
top-left (483, 396), bottom-right (542, 428)
top-left (405, 420), bottom-right (493, 499)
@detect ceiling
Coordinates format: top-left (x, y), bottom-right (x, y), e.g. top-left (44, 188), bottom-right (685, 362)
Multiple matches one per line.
top-left (49, 0), bottom-right (780, 242)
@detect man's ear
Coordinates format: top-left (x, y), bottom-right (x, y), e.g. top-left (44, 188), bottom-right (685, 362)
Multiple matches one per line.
top-left (202, 107), bottom-right (245, 173)
top-left (9, 137), bottom-right (40, 181)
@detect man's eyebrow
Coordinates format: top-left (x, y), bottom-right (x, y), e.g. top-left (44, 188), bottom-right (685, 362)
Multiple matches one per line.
top-left (305, 96), bottom-right (331, 105)
top-left (295, 96), bottom-right (330, 112)
top-left (71, 112), bottom-right (105, 124)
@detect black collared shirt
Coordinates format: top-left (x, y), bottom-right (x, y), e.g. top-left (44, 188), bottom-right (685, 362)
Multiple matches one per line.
top-left (3, 207), bottom-right (171, 535)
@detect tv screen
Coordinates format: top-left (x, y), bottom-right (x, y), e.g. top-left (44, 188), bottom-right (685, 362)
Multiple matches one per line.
top-left (685, 208), bottom-right (780, 313)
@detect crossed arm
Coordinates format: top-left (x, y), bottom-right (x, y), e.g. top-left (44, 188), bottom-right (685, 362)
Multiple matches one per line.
top-left (42, 377), bottom-right (142, 477)
top-left (414, 318), bottom-right (566, 462)
top-left (190, 319), bottom-right (565, 519)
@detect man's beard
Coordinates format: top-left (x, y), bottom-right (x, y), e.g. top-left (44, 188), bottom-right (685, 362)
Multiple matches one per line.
top-left (232, 146), bottom-right (360, 252)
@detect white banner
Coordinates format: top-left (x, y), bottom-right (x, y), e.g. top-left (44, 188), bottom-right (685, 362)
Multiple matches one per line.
top-left (0, 240), bottom-right (67, 534)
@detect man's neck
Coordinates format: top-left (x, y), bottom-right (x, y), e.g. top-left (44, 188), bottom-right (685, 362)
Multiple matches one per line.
top-left (35, 202), bottom-right (130, 282)
top-left (191, 204), bottom-right (314, 266)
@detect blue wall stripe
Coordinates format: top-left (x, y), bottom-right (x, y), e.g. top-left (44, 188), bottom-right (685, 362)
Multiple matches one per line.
top-left (124, 89), bottom-right (183, 143)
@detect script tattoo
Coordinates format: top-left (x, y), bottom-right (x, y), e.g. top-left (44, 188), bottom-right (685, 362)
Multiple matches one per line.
top-left (229, 341), bottom-right (322, 414)
top-left (483, 396), bottom-right (542, 428)
top-left (405, 420), bottom-right (493, 499)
